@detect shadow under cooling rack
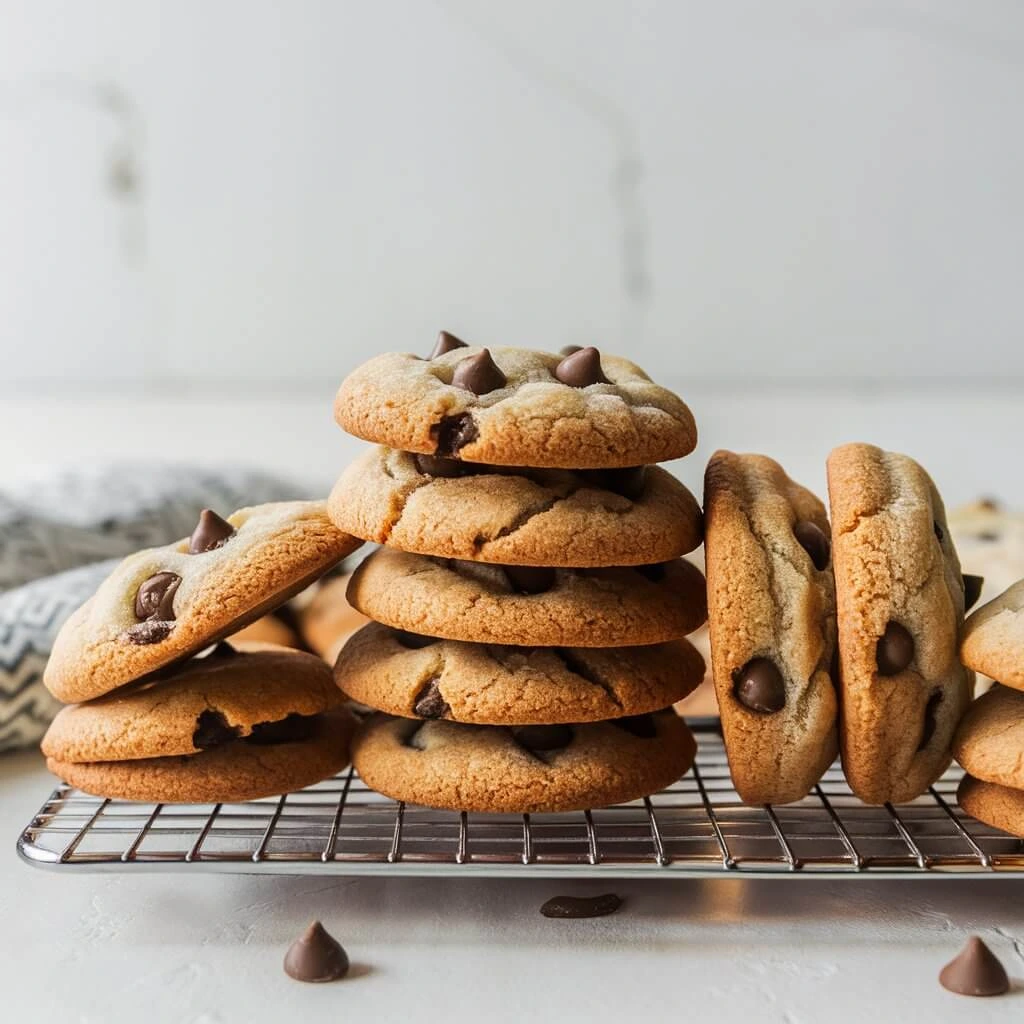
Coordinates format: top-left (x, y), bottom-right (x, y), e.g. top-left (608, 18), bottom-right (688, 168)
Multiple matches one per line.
top-left (17, 721), bottom-right (1024, 878)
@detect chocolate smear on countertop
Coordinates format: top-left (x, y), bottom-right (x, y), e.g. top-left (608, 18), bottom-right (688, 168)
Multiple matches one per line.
top-left (429, 330), bottom-right (469, 359)
top-left (284, 921), bottom-right (350, 983)
top-left (938, 936), bottom-right (1009, 997)
top-left (554, 346), bottom-right (610, 387)
top-left (451, 348), bottom-right (507, 395)
top-left (540, 894), bottom-right (622, 919)
top-left (188, 509), bottom-right (235, 554)
top-left (963, 574), bottom-right (984, 612)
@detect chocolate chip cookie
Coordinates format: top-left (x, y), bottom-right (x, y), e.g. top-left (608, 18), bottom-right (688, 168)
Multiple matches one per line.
top-left (960, 581), bottom-right (1024, 692)
top-left (352, 708), bottom-right (696, 812)
top-left (334, 622), bottom-right (704, 725)
top-left (44, 502), bottom-right (362, 704)
top-left (827, 444), bottom-right (972, 804)
top-left (957, 775), bottom-right (1024, 838)
top-left (296, 574), bottom-right (371, 663)
top-left (952, 683), bottom-right (1024, 790)
top-left (704, 451), bottom-right (838, 804)
top-left (334, 339), bottom-right (697, 469)
top-left (347, 548), bottom-right (707, 648)
top-left (328, 447), bottom-right (702, 567)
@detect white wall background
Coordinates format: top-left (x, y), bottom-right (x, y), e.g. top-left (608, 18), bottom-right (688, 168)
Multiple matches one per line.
top-left (2, 0), bottom-right (1023, 393)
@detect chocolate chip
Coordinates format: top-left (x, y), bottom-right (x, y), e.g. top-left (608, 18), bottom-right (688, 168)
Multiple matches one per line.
top-left (938, 936), bottom-right (1009, 997)
top-left (512, 724), bottom-right (573, 754)
top-left (284, 921), bottom-right (350, 984)
top-left (124, 620), bottom-right (173, 645)
top-left (188, 509), bottom-right (235, 554)
top-left (540, 894), bottom-right (622, 919)
top-left (134, 572), bottom-right (181, 622)
top-left (394, 630), bottom-right (439, 650)
top-left (933, 520), bottom-right (945, 543)
top-left (793, 520), bottom-right (830, 571)
top-left (193, 709), bottom-right (241, 750)
top-left (429, 330), bottom-right (468, 359)
top-left (413, 678), bottom-right (450, 719)
top-left (580, 466), bottom-right (647, 499)
top-left (558, 345), bottom-right (583, 356)
top-left (450, 348), bottom-right (507, 395)
top-left (249, 713), bottom-right (317, 745)
top-left (554, 346), bottom-right (610, 387)
top-left (963, 574), bottom-right (984, 612)
top-left (733, 658), bottom-right (786, 713)
top-left (978, 531), bottom-right (999, 542)
top-left (434, 413), bottom-right (479, 456)
top-left (413, 453), bottom-right (467, 478)
top-left (876, 622), bottom-right (914, 676)
top-left (612, 714), bottom-right (658, 739)
top-left (918, 690), bottom-right (942, 751)
top-left (634, 562), bottom-right (668, 582)
top-left (504, 565), bottom-right (556, 594)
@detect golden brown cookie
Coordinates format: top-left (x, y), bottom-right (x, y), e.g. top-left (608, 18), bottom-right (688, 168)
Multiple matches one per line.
top-left (827, 444), bottom-right (972, 804)
top-left (352, 709), bottom-right (696, 812)
top-left (230, 613), bottom-right (302, 649)
top-left (328, 447), bottom-right (702, 567)
top-left (44, 502), bottom-right (362, 704)
top-left (960, 580), bottom-right (1024, 692)
top-left (296, 574), bottom-right (371, 663)
top-left (952, 684), bottom-right (1024, 789)
top-left (347, 548), bottom-right (706, 647)
top-left (334, 621), bottom-right (704, 725)
top-left (334, 341), bottom-right (697, 469)
top-left (957, 774), bottom-right (1024, 838)
top-left (704, 451), bottom-right (838, 804)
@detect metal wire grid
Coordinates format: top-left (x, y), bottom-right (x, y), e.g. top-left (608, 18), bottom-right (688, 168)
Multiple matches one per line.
top-left (17, 722), bottom-right (1024, 878)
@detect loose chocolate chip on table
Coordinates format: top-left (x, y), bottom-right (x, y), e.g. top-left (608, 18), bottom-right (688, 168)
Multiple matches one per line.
top-left (540, 893), bottom-right (622, 919)
top-left (413, 678), bottom-right (451, 719)
top-left (249, 713), bottom-right (317, 745)
top-left (192, 709), bottom-right (241, 750)
top-left (793, 520), bottom-right (830, 571)
top-left (284, 921), bottom-right (350, 983)
top-left (512, 724), bottom-right (573, 753)
top-left (434, 412), bottom-right (479, 457)
top-left (394, 629), bottom-right (439, 650)
top-left (451, 348), bottom-right (507, 395)
top-left (554, 346), bottom-right (610, 387)
top-left (612, 714), bottom-right (658, 739)
top-left (918, 690), bottom-right (942, 751)
top-left (938, 936), bottom-right (1009, 997)
top-left (558, 345), bottom-right (583, 356)
top-left (134, 572), bottom-right (181, 622)
top-left (429, 330), bottom-right (468, 359)
top-left (504, 565), bottom-right (557, 595)
top-left (876, 622), bottom-right (915, 676)
top-left (733, 658), bottom-right (786, 713)
top-left (963, 574), bottom-right (984, 612)
top-left (580, 465), bottom-right (647, 500)
top-left (188, 509), bottom-right (235, 554)
top-left (933, 520), bottom-right (944, 543)
top-left (413, 453), bottom-right (466, 478)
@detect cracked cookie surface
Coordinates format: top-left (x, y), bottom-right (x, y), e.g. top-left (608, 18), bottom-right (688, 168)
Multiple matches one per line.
top-left (328, 447), bottom-right (702, 567)
top-left (334, 345), bottom-right (697, 469)
top-left (704, 451), bottom-right (838, 804)
top-left (827, 443), bottom-right (971, 804)
top-left (957, 774), bottom-right (1024, 838)
top-left (334, 622), bottom-right (704, 725)
top-left (44, 501), bottom-right (362, 704)
top-left (960, 580), bottom-right (1024, 691)
top-left (347, 548), bottom-right (707, 647)
top-left (352, 709), bottom-right (696, 812)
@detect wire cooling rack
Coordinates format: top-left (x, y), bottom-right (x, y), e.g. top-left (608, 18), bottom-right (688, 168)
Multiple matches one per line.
top-left (17, 721), bottom-right (1024, 878)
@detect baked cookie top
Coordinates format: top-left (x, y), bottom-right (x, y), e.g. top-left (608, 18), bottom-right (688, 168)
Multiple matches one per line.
top-left (351, 709), bottom-right (695, 813)
top-left (952, 684), bottom-right (1024, 789)
top-left (333, 340), bottom-right (697, 469)
top-left (328, 447), bottom-right (702, 567)
top-left (827, 443), bottom-right (971, 804)
top-left (960, 580), bottom-right (1024, 691)
top-left (704, 451), bottom-right (837, 804)
top-left (347, 548), bottom-right (706, 648)
top-left (334, 621), bottom-right (704, 725)
top-left (44, 502), bottom-right (362, 704)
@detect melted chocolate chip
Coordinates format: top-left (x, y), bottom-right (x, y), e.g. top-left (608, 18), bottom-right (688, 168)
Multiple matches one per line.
top-left (963, 574), bottom-right (984, 612)
top-left (394, 630), bottom-right (439, 650)
top-left (284, 921), bottom-right (350, 983)
top-left (429, 330), bottom-right (468, 359)
top-left (124, 620), bottom-right (174, 645)
top-left (634, 562), bottom-right (668, 582)
top-left (451, 348), bottom-right (507, 395)
top-left (612, 714), bottom-right (658, 739)
top-left (558, 345), bottom-right (583, 356)
top-left (512, 724), bottom-right (573, 754)
top-left (876, 622), bottom-right (915, 676)
top-left (938, 936), bottom-right (1009, 997)
top-left (434, 413), bottom-right (479, 456)
top-left (193, 709), bottom-right (241, 750)
top-left (188, 509), bottom-right (235, 554)
top-left (733, 658), bottom-right (786, 714)
top-left (413, 679), bottom-right (451, 719)
top-left (933, 520), bottom-right (945, 543)
top-left (249, 713), bottom-right (317, 745)
top-left (134, 572), bottom-right (181, 622)
top-left (554, 346), bottom-right (610, 387)
top-left (793, 520), bottom-right (830, 571)
top-left (579, 465), bottom-right (647, 499)
top-left (918, 690), bottom-right (942, 750)
top-left (413, 453), bottom-right (466, 478)
top-left (540, 893), bottom-right (622, 919)
top-left (504, 565), bottom-right (557, 595)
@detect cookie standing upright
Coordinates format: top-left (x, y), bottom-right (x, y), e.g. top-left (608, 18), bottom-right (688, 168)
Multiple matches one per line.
top-left (704, 451), bottom-right (837, 804)
top-left (827, 444), bottom-right (971, 804)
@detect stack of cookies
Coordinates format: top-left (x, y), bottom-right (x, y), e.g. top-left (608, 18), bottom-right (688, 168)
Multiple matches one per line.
top-left (327, 334), bottom-right (708, 813)
top-left (40, 502), bottom-right (362, 802)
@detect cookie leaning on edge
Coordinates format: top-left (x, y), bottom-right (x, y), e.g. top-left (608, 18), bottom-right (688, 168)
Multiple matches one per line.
top-left (704, 451), bottom-right (838, 805)
top-left (827, 443), bottom-right (971, 805)
top-left (44, 501), bottom-right (362, 704)
top-left (334, 340), bottom-right (697, 469)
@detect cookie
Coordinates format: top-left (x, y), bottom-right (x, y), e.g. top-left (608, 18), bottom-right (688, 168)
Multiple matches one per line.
top-left (704, 451), bottom-right (838, 804)
top-left (347, 548), bottom-right (706, 648)
top-left (230, 613), bottom-right (302, 649)
top-left (42, 644), bottom-right (341, 762)
top-left (334, 621), bottom-right (704, 725)
top-left (296, 574), bottom-right (371, 663)
top-left (44, 502), bottom-right (362, 704)
top-left (333, 340), bottom-right (697, 469)
top-left (328, 447), bottom-right (702, 567)
top-left (957, 775), bottom-right (1024, 839)
top-left (47, 709), bottom-right (354, 803)
top-left (827, 444), bottom-right (972, 804)
top-left (960, 581), bottom-right (1024, 692)
top-left (352, 709), bottom-right (696, 812)
top-left (952, 684), bottom-right (1024, 789)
